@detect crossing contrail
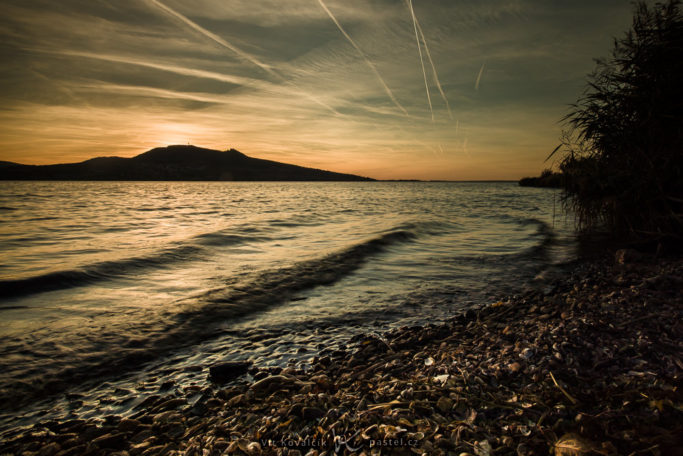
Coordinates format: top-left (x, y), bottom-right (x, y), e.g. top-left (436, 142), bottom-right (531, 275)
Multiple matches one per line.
top-left (407, 0), bottom-right (433, 121)
top-left (413, 14), bottom-right (452, 119)
top-left (146, 0), bottom-right (341, 115)
top-left (147, 0), bottom-right (275, 77)
top-left (475, 62), bottom-right (486, 91)
top-left (316, 0), bottom-right (409, 116)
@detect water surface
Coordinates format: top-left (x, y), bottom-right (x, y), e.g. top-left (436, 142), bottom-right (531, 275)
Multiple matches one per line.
top-left (0, 181), bottom-right (573, 432)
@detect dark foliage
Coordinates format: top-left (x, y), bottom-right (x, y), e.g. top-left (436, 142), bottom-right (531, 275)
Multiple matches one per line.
top-left (519, 168), bottom-right (564, 188)
top-left (557, 0), bottom-right (683, 243)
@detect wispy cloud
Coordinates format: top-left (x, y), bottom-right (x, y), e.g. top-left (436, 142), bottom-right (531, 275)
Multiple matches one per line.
top-left (413, 13), bottom-right (452, 119)
top-left (145, 0), bottom-right (342, 115)
top-left (0, 0), bottom-right (637, 179)
top-left (54, 50), bottom-right (254, 87)
top-left (316, 0), bottom-right (408, 117)
top-left (146, 0), bottom-right (275, 77)
top-left (407, 0), bottom-right (433, 122)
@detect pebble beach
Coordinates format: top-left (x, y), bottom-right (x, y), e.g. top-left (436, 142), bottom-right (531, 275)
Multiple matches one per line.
top-left (2, 250), bottom-right (681, 456)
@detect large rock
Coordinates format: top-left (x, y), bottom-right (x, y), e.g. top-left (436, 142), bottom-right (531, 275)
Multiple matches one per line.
top-left (615, 248), bottom-right (643, 265)
top-left (208, 361), bottom-right (252, 383)
top-left (92, 432), bottom-right (127, 450)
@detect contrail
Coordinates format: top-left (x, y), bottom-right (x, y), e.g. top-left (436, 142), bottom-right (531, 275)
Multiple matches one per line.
top-left (413, 13), bottom-right (452, 119)
top-left (146, 0), bottom-right (341, 115)
top-left (57, 50), bottom-right (253, 86)
top-left (407, 0), bottom-right (433, 121)
top-left (147, 0), bottom-right (275, 77)
top-left (316, 0), bottom-right (408, 116)
top-left (475, 62), bottom-right (486, 92)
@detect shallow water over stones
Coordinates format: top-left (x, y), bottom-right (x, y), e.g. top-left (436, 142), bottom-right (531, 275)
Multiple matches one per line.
top-left (0, 181), bottom-right (575, 434)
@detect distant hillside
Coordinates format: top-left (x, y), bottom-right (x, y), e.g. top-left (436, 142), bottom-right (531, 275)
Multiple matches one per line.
top-left (0, 146), bottom-right (375, 181)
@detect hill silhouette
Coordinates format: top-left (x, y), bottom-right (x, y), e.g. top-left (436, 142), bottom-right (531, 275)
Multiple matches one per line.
top-left (0, 146), bottom-right (374, 181)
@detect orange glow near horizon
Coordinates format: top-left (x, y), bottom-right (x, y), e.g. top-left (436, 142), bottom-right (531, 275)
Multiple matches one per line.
top-left (0, 1), bottom-right (635, 180)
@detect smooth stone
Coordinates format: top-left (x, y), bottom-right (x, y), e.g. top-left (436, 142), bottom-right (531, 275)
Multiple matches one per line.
top-left (309, 374), bottom-right (332, 389)
top-left (117, 418), bottom-right (142, 433)
top-left (520, 348), bottom-right (534, 359)
top-left (250, 375), bottom-right (303, 394)
top-left (92, 432), bottom-right (127, 450)
top-left (130, 429), bottom-right (154, 444)
top-left (54, 444), bottom-right (86, 456)
top-left (152, 411), bottom-right (182, 425)
top-left (436, 396), bottom-right (453, 413)
top-left (141, 444), bottom-right (167, 456)
top-left (81, 425), bottom-right (114, 441)
top-left (158, 381), bottom-right (175, 391)
top-left (301, 407), bottom-right (325, 420)
top-left (37, 442), bottom-right (61, 456)
top-left (165, 422), bottom-right (185, 439)
top-left (152, 397), bottom-right (186, 412)
top-left (208, 361), bottom-right (252, 383)
top-left (615, 248), bottom-right (642, 264)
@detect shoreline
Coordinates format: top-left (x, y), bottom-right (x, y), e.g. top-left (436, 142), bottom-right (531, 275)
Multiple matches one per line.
top-left (1, 252), bottom-right (681, 455)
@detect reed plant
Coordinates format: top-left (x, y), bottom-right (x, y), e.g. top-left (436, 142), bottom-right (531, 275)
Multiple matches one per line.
top-left (554, 0), bottom-right (683, 244)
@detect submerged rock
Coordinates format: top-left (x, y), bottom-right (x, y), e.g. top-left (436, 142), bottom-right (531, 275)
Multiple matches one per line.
top-left (208, 361), bottom-right (252, 383)
top-left (615, 248), bottom-right (643, 265)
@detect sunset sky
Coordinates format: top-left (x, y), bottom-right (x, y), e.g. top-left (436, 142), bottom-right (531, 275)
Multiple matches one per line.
top-left (1, 0), bottom-right (634, 180)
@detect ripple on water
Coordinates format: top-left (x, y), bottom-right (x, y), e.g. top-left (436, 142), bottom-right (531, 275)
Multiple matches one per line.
top-left (0, 182), bottom-right (575, 433)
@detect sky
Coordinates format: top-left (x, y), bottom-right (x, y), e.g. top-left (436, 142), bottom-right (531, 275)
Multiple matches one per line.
top-left (0, 0), bottom-right (635, 180)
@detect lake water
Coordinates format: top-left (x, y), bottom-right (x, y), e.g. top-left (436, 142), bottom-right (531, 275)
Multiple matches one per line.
top-left (0, 181), bottom-right (573, 432)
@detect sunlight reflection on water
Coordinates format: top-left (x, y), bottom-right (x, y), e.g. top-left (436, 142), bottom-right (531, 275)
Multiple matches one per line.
top-left (0, 181), bottom-right (574, 428)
